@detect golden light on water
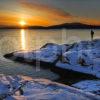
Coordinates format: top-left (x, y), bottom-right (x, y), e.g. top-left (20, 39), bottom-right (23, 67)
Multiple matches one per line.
top-left (21, 29), bottom-right (26, 50)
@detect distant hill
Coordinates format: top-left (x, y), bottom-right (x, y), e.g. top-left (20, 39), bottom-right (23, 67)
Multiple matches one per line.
top-left (45, 22), bottom-right (100, 29)
top-left (0, 22), bottom-right (100, 29)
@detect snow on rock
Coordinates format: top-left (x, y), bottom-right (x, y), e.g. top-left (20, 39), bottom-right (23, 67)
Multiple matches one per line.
top-left (72, 80), bottom-right (100, 95)
top-left (0, 74), bottom-right (100, 100)
top-left (56, 39), bottom-right (100, 78)
top-left (13, 43), bottom-right (64, 63)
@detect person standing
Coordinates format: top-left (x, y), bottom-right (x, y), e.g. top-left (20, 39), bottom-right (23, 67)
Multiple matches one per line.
top-left (91, 30), bottom-right (94, 41)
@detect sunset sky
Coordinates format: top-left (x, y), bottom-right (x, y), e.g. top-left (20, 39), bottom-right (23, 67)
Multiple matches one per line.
top-left (0, 0), bottom-right (100, 26)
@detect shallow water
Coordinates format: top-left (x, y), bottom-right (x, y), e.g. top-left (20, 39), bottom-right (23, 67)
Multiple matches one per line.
top-left (0, 29), bottom-right (100, 80)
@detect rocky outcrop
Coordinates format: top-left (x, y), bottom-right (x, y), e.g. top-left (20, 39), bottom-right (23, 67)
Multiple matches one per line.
top-left (4, 39), bottom-right (100, 78)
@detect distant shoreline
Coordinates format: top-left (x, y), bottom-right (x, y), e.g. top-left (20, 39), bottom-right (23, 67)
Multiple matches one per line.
top-left (1, 22), bottom-right (100, 29)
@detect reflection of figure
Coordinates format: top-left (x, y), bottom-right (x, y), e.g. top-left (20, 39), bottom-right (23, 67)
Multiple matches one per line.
top-left (91, 30), bottom-right (94, 41)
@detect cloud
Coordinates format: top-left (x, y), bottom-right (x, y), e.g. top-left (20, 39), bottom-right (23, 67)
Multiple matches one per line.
top-left (21, 1), bottom-right (72, 19)
top-left (73, 16), bottom-right (100, 25)
top-left (1, 0), bottom-right (100, 26)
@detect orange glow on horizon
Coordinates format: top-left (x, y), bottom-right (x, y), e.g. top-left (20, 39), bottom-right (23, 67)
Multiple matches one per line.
top-left (1, 0), bottom-right (100, 27)
top-left (1, 13), bottom-right (100, 26)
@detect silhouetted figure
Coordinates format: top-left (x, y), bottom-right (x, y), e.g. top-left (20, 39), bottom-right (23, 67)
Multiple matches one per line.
top-left (91, 30), bottom-right (94, 41)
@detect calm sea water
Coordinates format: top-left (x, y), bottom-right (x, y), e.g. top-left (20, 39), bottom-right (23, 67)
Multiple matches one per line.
top-left (0, 29), bottom-right (99, 79)
top-left (0, 29), bottom-right (100, 55)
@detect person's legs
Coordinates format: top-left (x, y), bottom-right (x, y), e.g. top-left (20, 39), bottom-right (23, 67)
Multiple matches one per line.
top-left (91, 34), bottom-right (93, 40)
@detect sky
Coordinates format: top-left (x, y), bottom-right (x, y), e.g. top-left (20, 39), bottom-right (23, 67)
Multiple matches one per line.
top-left (0, 0), bottom-right (100, 26)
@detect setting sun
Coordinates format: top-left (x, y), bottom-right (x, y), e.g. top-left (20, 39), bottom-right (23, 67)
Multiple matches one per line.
top-left (19, 20), bottom-right (26, 26)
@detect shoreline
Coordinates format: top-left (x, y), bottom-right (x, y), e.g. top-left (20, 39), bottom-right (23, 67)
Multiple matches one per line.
top-left (4, 53), bottom-right (98, 85)
top-left (4, 39), bottom-right (100, 85)
top-left (51, 66), bottom-right (98, 85)
top-left (0, 56), bottom-right (59, 81)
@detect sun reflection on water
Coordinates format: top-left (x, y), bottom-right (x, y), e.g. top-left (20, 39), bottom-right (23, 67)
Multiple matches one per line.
top-left (21, 29), bottom-right (26, 50)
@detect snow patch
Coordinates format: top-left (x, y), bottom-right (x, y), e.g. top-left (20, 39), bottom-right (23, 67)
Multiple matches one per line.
top-left (0, 75), bottom-right (100, 100)
top-left (72, 80), bottom-right (100, 95)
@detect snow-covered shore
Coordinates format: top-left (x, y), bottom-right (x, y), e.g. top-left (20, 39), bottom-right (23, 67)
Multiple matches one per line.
top-left (0, 74), bottom-right (100, 100)
top-left (4, 39), bottom-right (100, 78)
